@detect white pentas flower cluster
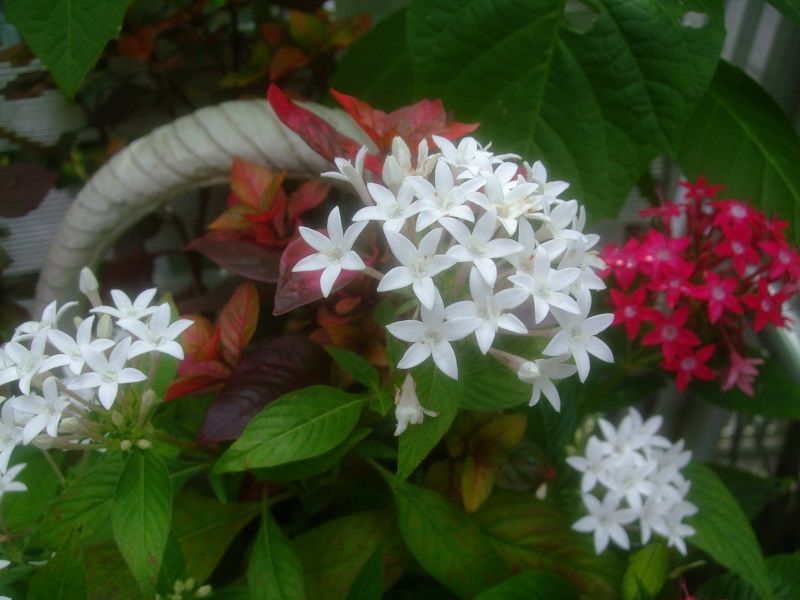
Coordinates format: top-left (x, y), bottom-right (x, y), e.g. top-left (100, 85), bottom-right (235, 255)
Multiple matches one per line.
top-left (295, 134), bottom-right (613, 432)
top-left (0, 268), bottom-right (192, 469)
top-left (568, 408), bottom-right (697, 555)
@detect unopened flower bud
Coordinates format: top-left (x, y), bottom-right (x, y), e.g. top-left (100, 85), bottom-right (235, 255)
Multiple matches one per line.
top-left (394, 373), bottom-right (437, 436)
top-left (111, 411), bottom-right (124, 428)
top-left (97, 314), bottom-right (114, 338)
top-left (120, 440), bottom-right (132, 451)
top-left (79, 267), bottom-right (102, 307)
top-left (136, 439), bottom-right (151, 450)
top-left (184, 578), bottom-right (195, 590)
top-left (195, 585), bottom-right (212, 598)
top-left (174, 580), bottom-right (185, 593)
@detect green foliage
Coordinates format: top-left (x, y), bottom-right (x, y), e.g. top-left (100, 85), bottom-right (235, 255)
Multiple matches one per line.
top-left (344, 544), bottom-right (384, 600)
top-left (327, 346), bottom-right (380, 391)
top-left (36, 453), bottom-right (124, 548)
top-left (697, 552), bottom-right (800, 600)
top-left (685, 462), bottom-right (774, 600)
top-left (112, 449), bottom-right (173, 598)
top-left (214, 386), bottom-right (365, 473)
top-left (335, 0), bottom-right (725, 220)
top-left (6, 0), bottom-right (132, 98)
top-left (172, 491), bottom-right (261, 582)
top-left (678, 61), bottom-right (800, 243)
top-left (394, 482), bottom-right (508, 597)
top-left (622, 542), bottom-right (668, 600)
top-left (248, 510), bottom-right (306, 600)
top-left (293, 510), bottom-right (406, 600)
top-left (27, 534), bottom-right (87, 600)
top-left (472, 492), bottom-right (623, 599)
top-left (475, 570), bottom-right (579, 600)
top-left (3, 448), bottom-right (62, 532)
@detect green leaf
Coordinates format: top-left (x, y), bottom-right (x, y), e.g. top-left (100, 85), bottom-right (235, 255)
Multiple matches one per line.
top-left (685, 462), bottom-right (773, 600)
top-left (248, 510), bottom-right (305, 600)
top-left (710, 463), bottom-right (789, 519)
top-left (293, 510), bottom-right (407, 600)
top-left (331, 9), bottom-right (415, 110)
top-left (257, 428), bottom-right (371, 482)
top-left (326, 347), bottom-right (380, 390)
top-left (472, 491), bottom-right (623, 599)
top-left (157, 533), bottom-right (186, 596)
top-left (3, 447), bottom-right (62, 532)
top-left (696, 358), bottom-right (800, 419)
top-left (112, 450), bottom-right (173, 598)
top-left (172, 491), bottom-right (260, 582)
top-left (344, 544), bottom-right (384, 600)
top-left (767, 1), bottom-right (800, 26)
top-left (475, 570), bottom-right (579, 600)
top-left (622, 542), bottom-right (668, 600)
top-left (83, 542), bottom-right (141, 600)
top-left (27, 534), bottom-right (87, 600)
top-left (678, 60), bottom-right (800, 244)
top-left (395, 363), bottom-right (460, 484)
top-left (214, 386), bottom-right (364, 473)
top-left (398, 0), bottom-right (724, 220)
top-left (698, 552), bottom-right (800, 600)
top-left (395, 482), bottom-right (508, 597)
top-left (6, 0), bottom-right (132, 98)
top-left (36, 453), bottom-right (124, 548)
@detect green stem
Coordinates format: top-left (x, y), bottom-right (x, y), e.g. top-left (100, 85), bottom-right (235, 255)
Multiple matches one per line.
top-left (40, 449), bottom-right (67, 486)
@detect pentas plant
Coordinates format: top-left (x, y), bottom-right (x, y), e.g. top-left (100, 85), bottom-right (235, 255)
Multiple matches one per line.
top-left (0, 267), bottom-right (191, 466)
top-left (568, 408), bottom-right (697, 555)
top-left (601, 177), bottom-right (800, 394)
top-left (274, 88), bottom-right (614, 431)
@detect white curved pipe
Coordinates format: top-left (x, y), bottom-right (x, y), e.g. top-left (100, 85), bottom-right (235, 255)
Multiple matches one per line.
top-left (34, 99), bottom-right (365, 313)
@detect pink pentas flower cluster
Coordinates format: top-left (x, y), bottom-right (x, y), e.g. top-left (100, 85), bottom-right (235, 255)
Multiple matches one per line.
top-left (601, 177), bottom-right (800, 395)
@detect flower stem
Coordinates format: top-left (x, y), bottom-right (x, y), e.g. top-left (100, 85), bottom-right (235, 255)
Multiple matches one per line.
top-left (40, 449), bottom-right (67, 486)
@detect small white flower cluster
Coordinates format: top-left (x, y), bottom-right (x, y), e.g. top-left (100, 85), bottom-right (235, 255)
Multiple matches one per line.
top-left (295, 135), bottom-right (613, 425)
top-left (567, 408), bottom-right (697, 554)
top-left (156, 577), bottom-right (211, 600)
top-left (0, 268), bottom-right (192, 470)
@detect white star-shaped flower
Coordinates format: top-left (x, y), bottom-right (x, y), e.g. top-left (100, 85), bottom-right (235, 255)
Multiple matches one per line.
top-left (385, 292), bottom-right (474, 379)
top-left (47, 316), bottom-right (115, 375)
top-left (0, 463), bottom-right (27, 500)
top-left (12, 300), bottom-right (78, 341)
top-left (468, 165), bottom-right (540, 234)
top-left (566, 437), bottom-right (608, 493)
top-left (118, 303), bottom-right (194, 360)
top-left (543, 303), bottom-right (613, 382)
top-left (322, 146), bottom-right (372, 206)
top-left (509, 246), bottom-right (581, 323)
top-left (572, 492), bottom-right (637, 554)
top-left (293, 206), bottom-right (367, 297)
top-left (393, 373), bottom-right (437, 436)
top-left (440, 210), bottom-right (523, 286)
top-left (445, 268), bottom-right (528, 354)
top-left (0, 331), bottom-right (70, 394)
top-left (11, 376), bottom-right (70, 444)
top-left (353, 181), bottom-right (421, 232)
top-left (92, 287), bottom-right (159, 321)
top-left (406, 159), bottom-right (483, 230)
top-left (377, 228), bottom-right (456, 309)
top-left (67, 337), bottom-right (147, 410)
top-left (516, 354), bottom-right (577, 411)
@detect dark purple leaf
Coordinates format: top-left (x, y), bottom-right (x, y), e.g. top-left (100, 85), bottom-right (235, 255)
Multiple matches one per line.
top-left (188, 231), bottom-right (282, 283)
top-left (198, 335), bottom-right (331, 443)
top-left (0, 163), bottom-right (59, 218)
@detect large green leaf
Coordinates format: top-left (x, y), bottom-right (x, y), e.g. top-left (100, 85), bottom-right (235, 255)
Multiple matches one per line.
top-left (36, 453), bottom-right (124, 548)
top-left (475, 570), bottom-right (579, 600)
top-left (112, 450), bottom-right (173, 598)
top-left (678, 60), bottom-right (800, 243)
top-left (293, 510), bottom-right (407, 600)
top-left (336, 0), bottom-right (724, 220)
top-left (472, 491), bottom-right (623, 599)
top-left (344, 544), bottom-right (384, 600)
top-left (214, 386), bottom-right (364, 473)
top-left (83, 542), bottom-right (140, 600)
top-left (326, 347), bottom-right (380, 392)
top-left (622, 542), bottom-right (668, 600)
top-left (698, 552), bottom-right (800, 600)
top-left (395, 482), bottom-right (508, 597)
top-left (248, 511), bottom-right (305, 600)
top-left (3, 447), bottom-right (63, 532)
top-left (685, 462), bottom-right (773, 600)
top-left (6, 0), bottom-right (132, 98)
top-left (27, 535), bottom-right (87, 600)
top-left (172, 491), bottom-right (261, 582)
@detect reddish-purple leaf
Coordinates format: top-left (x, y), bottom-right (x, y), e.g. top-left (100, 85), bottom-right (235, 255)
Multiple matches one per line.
top-left (218, 282), bottom-right (260, 366)
top-left (198, 335), bottom-right (331, 443)
top-left (0, 163), bottom-right (59, 218)
top-left (272, 234), bottom-right (363, 315)
top-left (229, 158), bottom-right (285, 210)
top-left (188, 231), bottom-right (282, 283)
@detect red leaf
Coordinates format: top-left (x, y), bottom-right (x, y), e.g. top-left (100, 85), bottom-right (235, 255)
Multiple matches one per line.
top-left (218, 282), bottom-right (260, 366)
top-left (166, 375), bottom-right (224, 402)
top-left (229, 158), bottom-right (284, 210)
top-left (180, 315), bottom-right (215, 357)
top-left (187, 230), bottom-right (282, 283)
top-left (269, 46), bottom-right (309, 81)
top-left (272, 234), bottom-right (363, 315)
top-left (287, 180), bottom-right (330, 222)
top-left (267, 84), bottom-right (364, 163)
top-left (177, 359), bottom-right (232, 380)
top-left (0, 163), bottom-right (59, 218)
top-left (198, 335), bottom-right (331, 443)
